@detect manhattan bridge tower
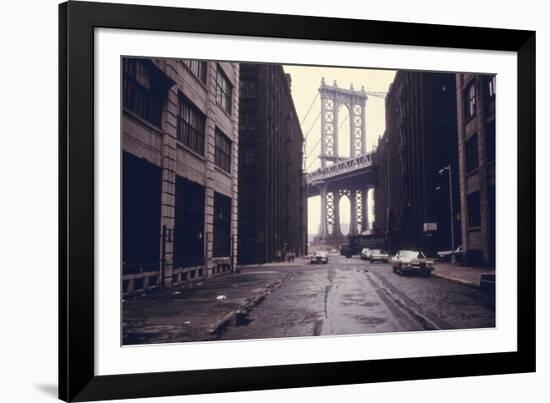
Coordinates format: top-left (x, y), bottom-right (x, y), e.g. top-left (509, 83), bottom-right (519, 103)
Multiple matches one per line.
top-left (310, 78), bottom-right (379, 246)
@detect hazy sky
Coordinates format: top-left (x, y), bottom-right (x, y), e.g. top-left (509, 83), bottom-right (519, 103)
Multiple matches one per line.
top-left (282, 65), bottom-right (396, 235)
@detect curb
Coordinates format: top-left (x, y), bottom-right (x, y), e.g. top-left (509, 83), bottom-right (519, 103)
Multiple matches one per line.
top-left (366, 272), bottom-right (443, 331)
top-left (207, 272), bottom-right (296, 336)
top-left (431, 272), bottom-right (480, 288)
top-left (237, 261), bottom-right (307, 270)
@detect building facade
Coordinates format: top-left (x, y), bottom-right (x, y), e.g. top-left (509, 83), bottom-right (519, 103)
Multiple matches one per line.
top-left (238, 63), bottom-right (307, 264)
top-left (374, 71), bottom-right (460, 256)
top-left (455, 73), bottom-right (496, 267)
top-left (122, 58), bottom-right (240, 294)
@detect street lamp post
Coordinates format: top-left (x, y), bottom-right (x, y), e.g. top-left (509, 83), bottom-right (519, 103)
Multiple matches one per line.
top-left (439, 165), bottom-right (456, 264)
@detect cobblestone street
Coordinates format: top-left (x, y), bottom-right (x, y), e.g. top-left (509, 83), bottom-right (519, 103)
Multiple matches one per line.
top-left (123, 254), bottom-right (495, 344)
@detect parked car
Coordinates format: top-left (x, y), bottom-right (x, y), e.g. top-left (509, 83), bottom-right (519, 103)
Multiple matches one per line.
top-left (367, 249), bottom-right (390, 263)
top-left (436, 245), bottom-right (463, 260)
top-left (310, 250), bottom-right (329, 264)
top-left (391, 250), bottom-right (434, 276)
top-left (360, 248), bottom-right (371, 260)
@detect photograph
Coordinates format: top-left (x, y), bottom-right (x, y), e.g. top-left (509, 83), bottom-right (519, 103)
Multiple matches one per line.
top-left (121, 57), bottom-right (497, 345)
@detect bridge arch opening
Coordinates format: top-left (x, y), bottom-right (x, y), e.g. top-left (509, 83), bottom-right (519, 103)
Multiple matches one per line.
top-left (337, 104), bottom-right (351, 160)
top-left (338, 194), bottom-right (351, 235)
top-left (307, 195), bottom-right (320, 236)
top-left (367, 188), bottom-right (374, 228)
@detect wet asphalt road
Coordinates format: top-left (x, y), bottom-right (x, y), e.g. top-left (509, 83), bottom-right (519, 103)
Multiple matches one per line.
top-left (220, 255), bottom-right (495, 341)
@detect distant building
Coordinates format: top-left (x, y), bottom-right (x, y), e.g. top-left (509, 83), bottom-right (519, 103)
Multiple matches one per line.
top-left (455, 73), bottom-right (496, 267)
top-left (238, 63), bottom-right (307, 264)
top-left (122, 58), bottom-right (240, 293)
top-left (374, 71), bottom-right (460, 256)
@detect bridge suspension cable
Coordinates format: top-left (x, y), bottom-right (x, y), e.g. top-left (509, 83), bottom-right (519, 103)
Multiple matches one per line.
top-left (303, 111), bottom-right (321, 140)
top-left (300, 92), bottom-right (319, 127)
top-left (306, 137), bottom-right (321, 159)
top-left (337, 114), bottom-right (348, 130)
top-left (304, 110), bottom-right (354, 172)
top-left (305, 156), bottom-right (319, 172)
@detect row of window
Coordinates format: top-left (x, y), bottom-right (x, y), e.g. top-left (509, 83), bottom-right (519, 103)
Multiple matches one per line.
top-left (464, 120), bottom-right (496, 173)
top-left (123, 58), bottom-right (233, 124)
top-left (214, 129), bottom-right (232, 173)
top-left (123, 59), bottom-right (233, 173)
top-left (215, 67), bottom-right (233, 114)
top-left (463, 75), bottom-right (496, 120)
top-left (240, 79), bottom-right (256, 98)
top-left (181, 61), bottom-right (233, 114)
top-left (466, 186), bottom-right (494, 230)
top-left (177, 95), bottom-right (206, 156)
top-left (177, 95), bottom-right (233, 172)
top-left (123, 154), bottom-right (234, 271)
top-left (183, 60), bottom-right (207, 83)
top-left (123, 58), bottom-right (165, 127)
top-left (171, 179), bottom-right (232, 264)
top-left (467, 191), bottom-right (481, 228)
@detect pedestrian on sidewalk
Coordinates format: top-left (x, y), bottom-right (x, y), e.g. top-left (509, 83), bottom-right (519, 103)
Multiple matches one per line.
top-left (288, 251), bottom-right (295, 262)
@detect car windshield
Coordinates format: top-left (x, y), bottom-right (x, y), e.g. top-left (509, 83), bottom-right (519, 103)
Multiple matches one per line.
top-left (400, 250), bottom-right (425, 259)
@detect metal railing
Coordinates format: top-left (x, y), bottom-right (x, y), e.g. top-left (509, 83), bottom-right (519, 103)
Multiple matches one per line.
top-left (306, 152), bottom-right (375, 185)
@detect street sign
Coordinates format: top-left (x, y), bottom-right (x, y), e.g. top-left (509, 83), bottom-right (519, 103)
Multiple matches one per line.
top-left (423, 222), bottom-right (437, 232)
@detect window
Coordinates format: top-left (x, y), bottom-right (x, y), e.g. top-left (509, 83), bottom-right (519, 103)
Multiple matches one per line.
top-left (464, 81), bottom-right (476, 119)
top-left (467, 191), bottom-right (481, 228)
top-left (215, 66), bottom-right (233, 113)
top-left (465, 134), bottom-right (479, 173)
top-left (243, 146), bottom-right (256, 168)
top-left (122, 152), bottom-right (162, 274)
top-left (183, 60), bottom-right (207, 83)
top-left (486, 121), bottom-right (496, 162)
top-left (239, 111), bottom-right (256, 130)
top-left (173, 176), bottom-right (205, 268)
top-left (215, 129), bottom-right (232, 173)
top-left (488, 75), bottom-right (496, 98)
top-left (177, 94), bottom-right (206, 156)
top-left (213, 193), bottom-right (232, 257)
top-left (123, 58), bottom-right (165, 127)
top-left (240, 80), bottom-right (256, 98)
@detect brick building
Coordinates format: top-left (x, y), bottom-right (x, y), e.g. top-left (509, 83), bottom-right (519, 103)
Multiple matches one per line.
top-left (122, 58), bottom-right (240, 293)
top-left (374, 71), bottom-right (460, 256)
top-left (238, 63), bottom-right (307, 264)
top-left (455, 73), bottom-right (496, 266)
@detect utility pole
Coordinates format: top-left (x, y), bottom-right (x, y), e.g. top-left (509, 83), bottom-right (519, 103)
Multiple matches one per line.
top-left (439, 165), bottom-right (456, 264)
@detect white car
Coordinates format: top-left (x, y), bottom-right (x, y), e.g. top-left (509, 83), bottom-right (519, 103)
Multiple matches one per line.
top-left (360, 248), bottom-right (371, 260)
top-left (310, 251), bottom-right (329, 264)
top-left (391, 250), bottom-right (434, 276)
top-left (437, 245), bottom-right (463, 260)
top-left (367, 249), bottom-right (390, 263)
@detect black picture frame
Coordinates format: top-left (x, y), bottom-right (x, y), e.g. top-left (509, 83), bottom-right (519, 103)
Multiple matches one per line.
top-left (59, 1), bottom-right (536, 401)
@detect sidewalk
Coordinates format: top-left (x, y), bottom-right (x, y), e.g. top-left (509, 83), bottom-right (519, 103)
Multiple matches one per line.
top-left (122, 265), bottom-right (296, 345)
top-left (432, 261), bottom-right (495, 287)
top-left (237, 257), bottom-right (310, 269)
